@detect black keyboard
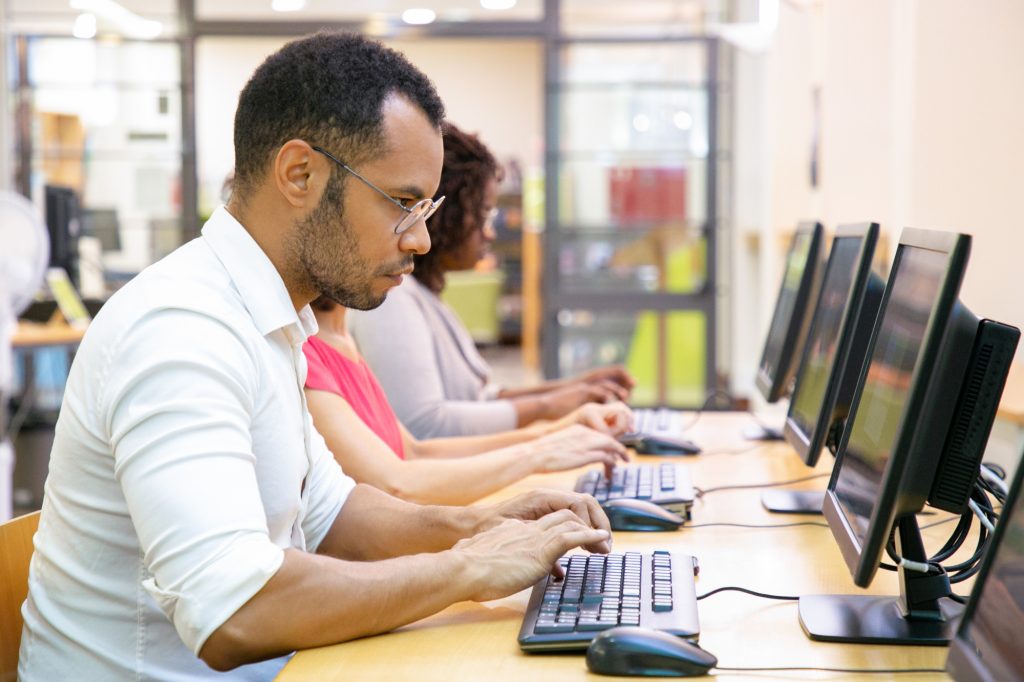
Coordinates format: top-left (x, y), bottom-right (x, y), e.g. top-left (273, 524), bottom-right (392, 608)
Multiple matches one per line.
top-left (518, 550), bottom-right (700, 651)
top-left (575, 464), bottom-right (695, 516)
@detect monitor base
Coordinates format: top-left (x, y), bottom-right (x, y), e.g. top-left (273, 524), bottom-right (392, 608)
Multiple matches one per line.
top-left (761, 489), bottom-right (823, 514)
top-left (798, 594), bottom-right (962, 645)
top-left (741, 424), bottom-right (784, 441)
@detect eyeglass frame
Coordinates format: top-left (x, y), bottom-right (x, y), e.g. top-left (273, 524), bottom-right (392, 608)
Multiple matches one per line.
top-left (312, 145), bottom-right (445, 235)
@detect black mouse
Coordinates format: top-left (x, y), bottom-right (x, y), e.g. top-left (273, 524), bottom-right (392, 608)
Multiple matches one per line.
top-left (620, 433), bottom-right (702, 456)
top-left (602, 498), bottom-right (685, 532)
top-left (586, 626), bottom-right (717, 677)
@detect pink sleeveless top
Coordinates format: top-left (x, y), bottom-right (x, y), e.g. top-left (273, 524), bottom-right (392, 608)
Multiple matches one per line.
top-left (303, 335), bottom-right (406, 459)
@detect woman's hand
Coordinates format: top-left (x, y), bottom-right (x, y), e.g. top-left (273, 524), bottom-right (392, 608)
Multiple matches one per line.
top-left (528, 424), bottom-right (629, 478)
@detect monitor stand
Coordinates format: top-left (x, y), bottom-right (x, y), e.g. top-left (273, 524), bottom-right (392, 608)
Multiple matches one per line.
top-left (761, 489), bottom-right (823, 514)
top-left (798, 515), bottom-right (963, 644)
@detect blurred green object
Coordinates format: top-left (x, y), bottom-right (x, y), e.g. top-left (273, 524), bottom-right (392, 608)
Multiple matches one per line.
top-left (441, 269), bottom-right (507, 345)
top-left (626, 239), bottom-right (707, 406)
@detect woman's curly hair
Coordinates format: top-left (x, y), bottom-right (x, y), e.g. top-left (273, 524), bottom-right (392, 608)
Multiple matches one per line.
top-left (413, 122), bottom-right (502, 292)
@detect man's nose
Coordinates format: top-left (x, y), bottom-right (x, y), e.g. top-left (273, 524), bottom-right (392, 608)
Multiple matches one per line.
top-left (399, 217), bottom-right (431, 255)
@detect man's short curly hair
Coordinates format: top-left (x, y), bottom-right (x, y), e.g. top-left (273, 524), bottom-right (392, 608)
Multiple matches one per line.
top-left (232, 32), bottom-right (445, 200)
top-left (413, 122), bottom-right (501, 289)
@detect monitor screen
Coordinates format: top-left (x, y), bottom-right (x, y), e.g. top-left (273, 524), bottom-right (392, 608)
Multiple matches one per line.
top-left (947, 461), bottom-right (1024, 681)
top-left (832, 244), bottom-right (948, 547)
top-left (756, 222), bottom-right (823, 403)
top-left (786, 225), bottom-right (878, 466)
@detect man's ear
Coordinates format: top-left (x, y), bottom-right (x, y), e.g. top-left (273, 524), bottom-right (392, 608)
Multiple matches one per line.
top-left (273, 139), bottom-right (322, 209)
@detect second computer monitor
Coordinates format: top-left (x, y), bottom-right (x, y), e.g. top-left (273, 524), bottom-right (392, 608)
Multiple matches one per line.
top-left (755, 222), bottom-right (824, 403)
top-left (784, 223), bottom-right (882, 467)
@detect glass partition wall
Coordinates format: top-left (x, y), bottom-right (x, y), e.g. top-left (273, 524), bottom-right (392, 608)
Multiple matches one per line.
top-left (544, 37), bottom-right (725, 407)
top-left (4, 0), bottom-right (731, 404)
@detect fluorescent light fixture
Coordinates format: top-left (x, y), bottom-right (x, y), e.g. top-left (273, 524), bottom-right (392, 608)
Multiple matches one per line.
top-left (271, 0), bottom-right (306, 11)
top-left (402, 8), bottom-right (436, 24)
top-left (72, 13), bottom-right (97, 39)
top-left (69, 0), bottom-right (162, 39)
top-left (481, 0), bottom-right (517, 9)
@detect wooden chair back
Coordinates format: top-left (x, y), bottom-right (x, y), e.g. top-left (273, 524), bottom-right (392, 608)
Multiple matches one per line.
top-left (0, 511), bottom-right (40, 681)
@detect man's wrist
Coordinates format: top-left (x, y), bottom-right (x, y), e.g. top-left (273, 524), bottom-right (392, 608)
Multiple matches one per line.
top-left (455, 503), bottom-right (496, 538)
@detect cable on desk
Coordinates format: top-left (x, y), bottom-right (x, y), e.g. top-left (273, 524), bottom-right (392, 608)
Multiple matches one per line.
top-left (685, 521), bottom-right (829, 529)
top-left (696, 586), bottom-right (799, 602)
top-left (694, 473), bottom-right (829, 499)
top-left (715, 665), bottom-right (946, 675)
top-left (672, 388), bottom-right (735, 432)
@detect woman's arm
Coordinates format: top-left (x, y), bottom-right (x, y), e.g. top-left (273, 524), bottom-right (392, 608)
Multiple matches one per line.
top-left (306, 389), bottom-right (628, 505)
top-left (407, 402), bottom-right (636, 460)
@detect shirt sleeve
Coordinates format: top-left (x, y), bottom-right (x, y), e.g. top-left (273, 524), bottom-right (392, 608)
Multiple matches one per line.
top-left (349, 288), bottom-right (517, 439)
top-left (103, 308), bottom-right (285, 656)
top-left (300, 409), bottom-right (352, 551)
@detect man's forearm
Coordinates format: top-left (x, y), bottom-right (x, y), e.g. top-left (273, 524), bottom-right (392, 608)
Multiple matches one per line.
top-left (315, 484), bottom-right (485, 561)
top-left (200, 547), bottom-right (479, 671)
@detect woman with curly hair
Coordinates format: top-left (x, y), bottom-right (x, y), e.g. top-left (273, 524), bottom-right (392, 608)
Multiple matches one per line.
top-left (349, 122), bottom-right (634, 438)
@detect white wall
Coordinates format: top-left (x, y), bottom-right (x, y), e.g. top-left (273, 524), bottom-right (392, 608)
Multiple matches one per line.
top-left (0, 0), bottom-right (9, 191)
top-left (734, 0), bottom-right (1024, 391)
top-left (195, 37), bottom-right (543, 212)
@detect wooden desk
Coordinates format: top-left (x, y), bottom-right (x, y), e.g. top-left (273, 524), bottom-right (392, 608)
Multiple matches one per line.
top-left (11, 321), bottom-right (85, 348)
top-left (996, 361), bottom-right (1024, 427)
top-left (278, 413), bottom-right (958, 681)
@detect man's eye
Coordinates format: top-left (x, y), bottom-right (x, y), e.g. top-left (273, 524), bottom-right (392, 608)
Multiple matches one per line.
top-left (395, 197), bottom-right (418, 208)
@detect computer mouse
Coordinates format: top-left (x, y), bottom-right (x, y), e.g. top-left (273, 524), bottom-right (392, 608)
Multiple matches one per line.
top-left (620, 433), bottom-right (702, 456)
top-left (602, 498), bottom-right (685, 532)
top-left (586, 626), bottom-right (717, 677)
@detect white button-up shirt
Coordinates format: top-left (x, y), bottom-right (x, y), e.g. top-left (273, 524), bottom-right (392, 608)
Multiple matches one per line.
top-left (19, 207), bottom-right (355, 681)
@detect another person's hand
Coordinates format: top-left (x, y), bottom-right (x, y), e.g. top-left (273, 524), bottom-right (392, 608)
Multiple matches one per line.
top-left (527, 424), bottom-right (629, 478)
top-left (576, 365), bottom-right (636, 398)
top-left (560, 402), bottom-right (634, 437)
top-left (541, 382), bottom-right (621, 420)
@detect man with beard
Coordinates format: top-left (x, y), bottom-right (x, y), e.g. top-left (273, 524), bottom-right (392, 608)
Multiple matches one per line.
top-left (18, 32), bottom-right (611, 680)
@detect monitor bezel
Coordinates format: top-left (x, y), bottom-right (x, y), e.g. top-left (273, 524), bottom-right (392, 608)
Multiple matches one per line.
top-left (946, 456), bottom-right (1024, 681)
top-left (822, 228), bottom-right (971, 587)
top-left (784, 222), bottom-right (879, 467)
top-left (755, 221), bottom-right (824, 403)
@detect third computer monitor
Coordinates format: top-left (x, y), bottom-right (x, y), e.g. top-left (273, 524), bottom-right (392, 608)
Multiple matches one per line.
top-left (800, 227), bottom-right (1020, 645)
top-left (754, 222), bottom-right (824, 404)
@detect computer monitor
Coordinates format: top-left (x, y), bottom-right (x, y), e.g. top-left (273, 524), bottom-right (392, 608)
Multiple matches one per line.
top-left (44, 185), bottom-right (81, 287)
top-left (763, 223), bottom-right (884, 513)
top-left (755, 222), bottom-right (825, 404)
top-left (799, 228), bottom-right (1020, 645)
top-left (747, 222), bottom-right (824, 440)
top-left (946, 452), bottom-right (1024, 681)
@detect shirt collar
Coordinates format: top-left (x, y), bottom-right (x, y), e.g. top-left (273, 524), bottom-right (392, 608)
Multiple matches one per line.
top-left (201, 206), bottom-right (318, 341)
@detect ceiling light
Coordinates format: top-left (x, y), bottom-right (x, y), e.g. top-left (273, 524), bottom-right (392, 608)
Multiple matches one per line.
top-left (69, 0), bottom-right (162, 38)
top-left (481, 0), bottom-right (517, 9)
top-left (632, 113), bottom-right (651, 133)
top-left (72, 13), bottom-right (97, 39)
top-left (271, 0), bottom-right (306, 11)
top-left (673, 111), bottom-right (694, 130)
top-left (402, 8), bottom-right (436, 24)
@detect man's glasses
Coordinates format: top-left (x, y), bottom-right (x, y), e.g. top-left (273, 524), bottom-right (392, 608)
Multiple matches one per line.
top-left (312, 145), bottom-right (445, 235)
